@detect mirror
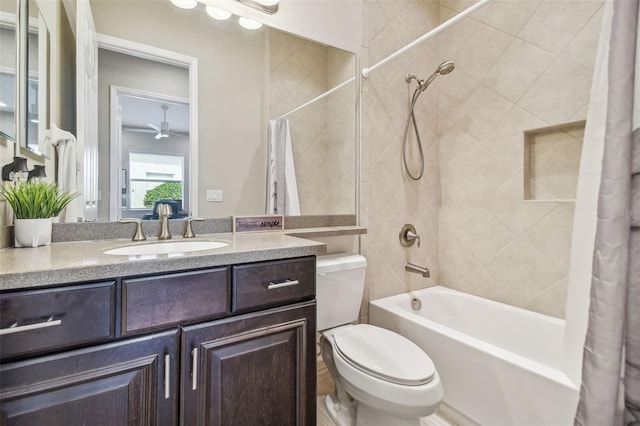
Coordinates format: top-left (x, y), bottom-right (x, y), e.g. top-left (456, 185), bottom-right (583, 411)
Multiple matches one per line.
top-left (87, 0), bottom-right (357, 222)
top-left (25, 0), bottom-right (49, 156)
top-left (0, 1), bottom-right (17, 143)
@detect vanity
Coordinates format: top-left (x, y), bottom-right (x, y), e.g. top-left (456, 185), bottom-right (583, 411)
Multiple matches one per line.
top-left (0, 232), bottom-right (326, 425)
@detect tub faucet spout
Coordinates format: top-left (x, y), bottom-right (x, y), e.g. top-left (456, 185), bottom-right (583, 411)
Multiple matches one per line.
top-left (405, 262), bottom-right (430, 278)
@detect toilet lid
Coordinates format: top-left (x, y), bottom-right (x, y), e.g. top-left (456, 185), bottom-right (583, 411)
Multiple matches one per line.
top-left (333, 324), bottom-right (435, 386)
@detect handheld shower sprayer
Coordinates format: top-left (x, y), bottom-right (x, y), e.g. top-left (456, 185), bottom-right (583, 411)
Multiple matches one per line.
top-left (406, 61), bottom-right (456, 93)
top-left (402, 61), bottom-right (455, 180)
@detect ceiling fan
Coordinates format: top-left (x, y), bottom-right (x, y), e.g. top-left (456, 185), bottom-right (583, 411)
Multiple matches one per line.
top-left (148, 105), bottom-right (172, 139)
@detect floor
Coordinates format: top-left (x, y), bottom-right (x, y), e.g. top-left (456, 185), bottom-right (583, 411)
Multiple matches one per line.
top-left (317, 357), bottom-right (456, 426)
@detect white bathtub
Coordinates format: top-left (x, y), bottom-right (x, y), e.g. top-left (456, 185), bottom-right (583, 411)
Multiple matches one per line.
top-left (369, 286), bottom-right (579, 426)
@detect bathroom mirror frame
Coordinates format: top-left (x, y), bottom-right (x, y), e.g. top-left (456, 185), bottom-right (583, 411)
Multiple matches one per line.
top-left (8, 0), bottom-right (49, 163)
top-left (9, 0), bottom-right (361, 225)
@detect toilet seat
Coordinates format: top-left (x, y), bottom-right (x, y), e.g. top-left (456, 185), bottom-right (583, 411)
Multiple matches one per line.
top-left (333, 324), bottom-right (435, 386)
top-left (325, 324), bottom-right (444, 418)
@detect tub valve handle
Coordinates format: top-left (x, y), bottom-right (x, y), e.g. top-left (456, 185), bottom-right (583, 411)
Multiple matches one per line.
top-left (400, 224), bottom-right (420, 247)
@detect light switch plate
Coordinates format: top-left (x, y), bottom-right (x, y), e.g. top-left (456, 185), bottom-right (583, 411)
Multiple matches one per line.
top-left (206, 189), bottom-right (223, 202)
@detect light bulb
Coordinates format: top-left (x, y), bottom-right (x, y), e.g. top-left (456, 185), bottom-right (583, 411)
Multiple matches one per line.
top-left (255, 0), bottom-right (279, 6)
top-left (238, 16), bottom-right (262, 30)
top-left (206, 6), bottom-right (232, 20)
top-left (170, 0), bottom-right (198, 9)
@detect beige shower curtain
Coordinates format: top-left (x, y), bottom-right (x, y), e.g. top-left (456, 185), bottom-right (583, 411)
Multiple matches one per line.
top-left (575, 0), bottom-right (640, 424)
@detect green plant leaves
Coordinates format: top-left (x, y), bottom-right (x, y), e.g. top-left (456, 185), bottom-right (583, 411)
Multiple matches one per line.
top-left (0, 182), bottom-right (80, 219)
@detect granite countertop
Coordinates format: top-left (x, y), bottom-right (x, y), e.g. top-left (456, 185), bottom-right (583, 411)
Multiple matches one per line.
top-left (0, 232), bottom-right (327, 290)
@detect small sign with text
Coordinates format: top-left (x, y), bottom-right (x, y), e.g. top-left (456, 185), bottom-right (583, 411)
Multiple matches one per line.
top-left (233, 215), bottom-right (284, 233)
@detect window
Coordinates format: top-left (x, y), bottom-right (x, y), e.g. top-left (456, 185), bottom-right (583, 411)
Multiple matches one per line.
top-left (128, 152), bottom-right (184, 210)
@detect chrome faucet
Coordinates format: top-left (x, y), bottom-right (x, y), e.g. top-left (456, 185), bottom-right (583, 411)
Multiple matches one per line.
top-left (405, 262), bottom-right (430, 278)
top-left (156, 203), bottom-right (172, 240)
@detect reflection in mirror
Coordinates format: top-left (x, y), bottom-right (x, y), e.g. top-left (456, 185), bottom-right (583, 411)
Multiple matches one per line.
top-left (87, 0), bottom-right (357, 221)
top-left (25, 0), bottom-right (48, 156)
top-left (0, 4), bottom-right (17, 142)
top-left (114, 91), bottom-right (190, 221)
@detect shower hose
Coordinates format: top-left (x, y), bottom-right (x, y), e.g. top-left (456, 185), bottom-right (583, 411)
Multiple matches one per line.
top-left (402, 84), bottom-right (426, 181)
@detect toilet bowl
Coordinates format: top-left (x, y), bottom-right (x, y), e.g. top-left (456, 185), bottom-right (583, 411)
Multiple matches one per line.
top-left (317, 254), bottom-right (443, 426)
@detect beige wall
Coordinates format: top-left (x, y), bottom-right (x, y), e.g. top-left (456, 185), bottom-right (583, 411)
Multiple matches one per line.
top-left (360, 0), bottom-right (602, 320)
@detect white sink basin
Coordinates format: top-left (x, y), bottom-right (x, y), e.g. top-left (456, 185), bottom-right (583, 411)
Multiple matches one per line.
top-left (104, 240), bottom-right (228, 256)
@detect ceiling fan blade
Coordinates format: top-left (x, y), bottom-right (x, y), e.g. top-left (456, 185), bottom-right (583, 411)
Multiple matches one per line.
top-left (154, 133), bottom-right (162, 140)
top-left (147, 123), bottom-right (160, 132)
top-left (124, 127), bottom-right (156, 133)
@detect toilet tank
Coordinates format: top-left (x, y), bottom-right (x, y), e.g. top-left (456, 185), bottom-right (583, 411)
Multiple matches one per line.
top-left (316, 254), bottom-right (367, 331)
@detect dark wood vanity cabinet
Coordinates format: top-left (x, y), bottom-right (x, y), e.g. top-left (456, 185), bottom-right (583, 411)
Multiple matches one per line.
top-left (181, 302), bottom-right (316, 426)
top-left (0, 330), bottom-right (179, 426)
top-left (0, 256), bottom-right (316, 426)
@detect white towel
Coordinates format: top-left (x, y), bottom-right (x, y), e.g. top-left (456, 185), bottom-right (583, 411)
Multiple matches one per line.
top-left (43, 124), bottom-right (79, 222)
top-left (266, 118), bottom-right (300, 215)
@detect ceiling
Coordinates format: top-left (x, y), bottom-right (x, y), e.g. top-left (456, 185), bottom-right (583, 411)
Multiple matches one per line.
top-left (120, 95), bottom-right (189, 133)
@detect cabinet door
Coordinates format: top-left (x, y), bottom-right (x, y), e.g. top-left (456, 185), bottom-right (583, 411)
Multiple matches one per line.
top-left (181, 301), bottom-right (316, 426)
top-left (0, 330), bottom-right (179, 426)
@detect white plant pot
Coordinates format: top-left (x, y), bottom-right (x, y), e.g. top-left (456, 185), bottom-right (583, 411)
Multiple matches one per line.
top-left (14, 218), bottom-right (53, 248)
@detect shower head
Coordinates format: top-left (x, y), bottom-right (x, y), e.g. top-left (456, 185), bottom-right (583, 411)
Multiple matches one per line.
top-left (419, 60), bottom-right (456, 91)
top-left (437, 61), bottom-right (455, 75)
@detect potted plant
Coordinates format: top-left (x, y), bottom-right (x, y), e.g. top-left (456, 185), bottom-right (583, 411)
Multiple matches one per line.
top-left (0, 181), bottom-right (79, 247)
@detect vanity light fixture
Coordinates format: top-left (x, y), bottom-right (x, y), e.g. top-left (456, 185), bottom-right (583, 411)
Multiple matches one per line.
top-left (170, 0), bottom-right (275, 29)
top-left (236, 0), bottom-right (278, 15)
top-left (206, 6), bottom-right (232, 20)
top-left (170, 0), bottom-right (198, 9)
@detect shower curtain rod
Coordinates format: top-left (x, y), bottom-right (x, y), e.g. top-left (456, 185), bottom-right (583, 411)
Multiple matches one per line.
top-left (361, 0), bottom-right (492, 78)
top-left (278, 76), bottom-right (356, 119)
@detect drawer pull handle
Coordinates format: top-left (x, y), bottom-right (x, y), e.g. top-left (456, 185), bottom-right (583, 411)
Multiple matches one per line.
top-left (0, 316), bottom-right (62, 336)
top-left (191, 348), bottom-right (198, 391)
top-left (164, 354), bottom-right (171, 399)
top-left (267, 279), bottom-right (299, 290)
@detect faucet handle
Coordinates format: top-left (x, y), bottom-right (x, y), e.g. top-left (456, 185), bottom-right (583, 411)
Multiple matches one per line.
top-left (120, 218), bottom-right (146, 241)
top-left (399, 224), bottom-right (420, 247)
top-left (406, 230), bottom-right (421, 247)
top-left (183, 217), bottom-right (205, 238)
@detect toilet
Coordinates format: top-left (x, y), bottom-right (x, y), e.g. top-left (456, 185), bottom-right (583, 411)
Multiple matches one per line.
top-left (317, 254), bottom-right (444, 426)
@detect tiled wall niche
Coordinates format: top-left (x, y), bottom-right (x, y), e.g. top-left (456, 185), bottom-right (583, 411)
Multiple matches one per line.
top-left (523, 120), bottom-right (585, 202)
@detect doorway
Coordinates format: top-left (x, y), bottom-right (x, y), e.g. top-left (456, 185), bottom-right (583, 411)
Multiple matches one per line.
top-left (95, 35), bottom-right (198, 222)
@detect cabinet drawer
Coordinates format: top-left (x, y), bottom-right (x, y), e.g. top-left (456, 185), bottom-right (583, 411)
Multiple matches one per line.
top-left (232, 256), bottom-right (315, 312)
top-left (0, 282), bottom-right (116, 360)
top-left (122, 267), bottom-right (230, 335)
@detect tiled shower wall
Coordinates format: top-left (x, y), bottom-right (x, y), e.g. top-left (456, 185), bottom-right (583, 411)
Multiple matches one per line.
top-left (436, 0), bottom-right (603, 317)
top-left (360, 0), bottom-right (442, 322)
top-left (361, 0), bottom-right (603, 320)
